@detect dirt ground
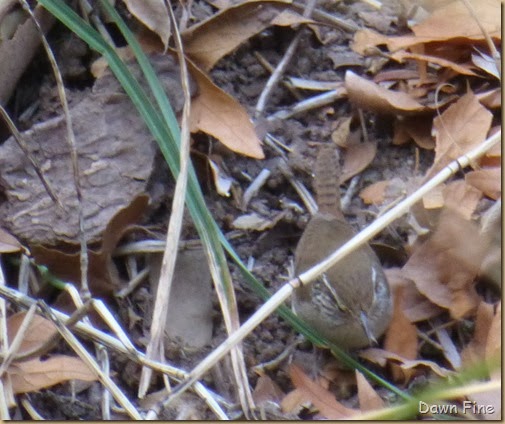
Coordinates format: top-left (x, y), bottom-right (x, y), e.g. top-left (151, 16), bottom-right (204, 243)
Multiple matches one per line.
top-left (0, 0), bottom-right (499, 420)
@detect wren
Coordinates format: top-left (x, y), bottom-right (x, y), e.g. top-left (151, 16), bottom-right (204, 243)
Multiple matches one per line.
top-left (292, 145), bottom-right (392, 350)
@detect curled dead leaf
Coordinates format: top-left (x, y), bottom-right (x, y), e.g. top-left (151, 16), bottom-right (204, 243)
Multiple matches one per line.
top-left (7, 312), bottom-right (58, 357)
top-left (426, 91), bottom-right (492, 179)
top-left (393, 116), bottom-right (434, 149)
top-left (356, 371), bottom-right (384, 412)
top-left (340, 142), bottom-right (377, 184)
top-left (253, 374), bottom-right (285, 406)
top-left (182, 0), bottom-right (302, 71)
top-left (391, 51), bottom-right (476, 76)
top-left (122, 0), bottom-right (171, 49)
top-left (288, 364), bottom-right (357, 419)
top-left (465, 168), bottom-right (501, 200)
top-left (8, 355), bottom-right (97, 394)
top-left (402, 209), bottom-right (484, 318)
top-left (188, 60), bottom-right (264, 159)
top-left (345, 71), bottom-right (427, 115)
top-left (352, 0), bottom-right (500, 54)
top-left (442, 180), bottom-right (483, 220)
top-left (384, 286), bottom-right (418, 382)
top-left (360, 348), bottom-right (452, 378)
top-left (385, 268), bottom-right (443, 323)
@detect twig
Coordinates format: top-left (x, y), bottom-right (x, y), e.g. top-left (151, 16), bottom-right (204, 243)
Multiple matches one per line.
top-left (242, 168), bottom-right (271, 210)
top-left (0, 258), bottom-right (10, 419)
top-left (20, 0), bottom-right (90, 299)
top-left (0, 285), bottom-right (222, 405)
top-left (253, 52), bottom-right (302, 100)
top-left (255, 0), bottom-right (318, 117)
top-left (0, 106), bottom-right (60, 205)
top-left (20, 396), bottom-right (44, 420)
top-left (278, 159), bottom-right (318, 216)
top-left (267, 87), bottom-right (346, 120)
top-left (291, 1), bottom-right (360, 32)
top-left (38, 302), bottom-right (143, 420)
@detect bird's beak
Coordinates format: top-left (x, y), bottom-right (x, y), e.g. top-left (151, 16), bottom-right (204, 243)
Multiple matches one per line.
top-left (359, 311), bottom-right (377, 346)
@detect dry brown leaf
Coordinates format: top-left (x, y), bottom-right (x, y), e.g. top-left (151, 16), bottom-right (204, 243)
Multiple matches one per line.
top-left (359, 348), bottom-right (452, 378)
top-left (472, 51), bottom-right (500, 80)
top-left (384, 286), bottom-right (418, 382)
top-left (31, 195), bottom-right (149, 304)
top-left (356, 371), bottom-right (384, 412)
top-left (352, 0), bottom-right (500, 54)
top-left (477, 88), bottom-right (502, 110)
top-left (345, 71), bottom-right (427, 115)
top-left (360, 177), bottom-right (410, 207)
top-left (373, 69), bottom-right (420, 84)
top-left (393, 116), bottom-right (435, 149)
top-left (442, 180), bottom-right (483, 220)
top-left (0, 227), bottom-right (22, 253)
top-left (208, 157), bottom-right (233, 197)
top-left (391, 51), bottom-right (476, 76)
top-left (412, 0), bottom-right (500, 42)
top-left (281, 387), bottom-right (310, 415)
top-left (465, 168), bottom-right (501, 200)
top-left (0, 5), bottom-right (54, 104)
top-left (340, 142), bottom-right (377, 184)
top-left (288, 364), bottom-right (357, 419)
top-left (271, 8), bottom-right (314, 27)
top-left (330, 117), bottom-right (352, 147)
top-left (385, 268), bottom-right (443, 323)
top-left (360, 180), bottom-right (390, 205)
top-left (253, 374), bottom-right (285, 406)
top-left (422, 184), bottom-right (444, 210)
top-left (7, 312), bottom-right (57, 356)
top-left (8, 355), bottom-right (97, 394)
top-left (351, 28), bottom-right (391, 55)
top-left (182, 0), bottom-right (300, 71)
top-left (188, 60), bottom-right (264, 159)
top-left (479, 128), bottom-right (501, 166)
top-left (402, 209), bottom-right (484, 318)
top-left (122, 0), bottom-right (170, 49)
top-left (426, 91), bottom-right (492, 179)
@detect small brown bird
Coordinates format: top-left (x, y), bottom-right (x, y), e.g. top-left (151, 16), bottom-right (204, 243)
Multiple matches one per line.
top-left (293, 145), bottom-right (392, 350)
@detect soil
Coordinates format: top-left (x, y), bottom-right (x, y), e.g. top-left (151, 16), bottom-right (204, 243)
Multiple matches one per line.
top-left (0, 0), bottom-right (492, 421)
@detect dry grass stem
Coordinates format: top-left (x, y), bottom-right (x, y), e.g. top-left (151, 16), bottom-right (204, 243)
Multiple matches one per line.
top-left (255, 0), bottom-right (318, 117)
top-left (268, 87), bottom-right (347, 120)
top-left (39, 302), bottom-right (142, 419)
top-left (138, 1), bottom-right (193, 396)
top-left (21, 0), bottom-right (90, 298)
top-left (242, 168), bottom-right (271, 210)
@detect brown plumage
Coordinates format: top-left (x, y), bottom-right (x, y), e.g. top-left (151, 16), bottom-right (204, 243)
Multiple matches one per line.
top-left (292, 145), bottom-right (392, 349)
